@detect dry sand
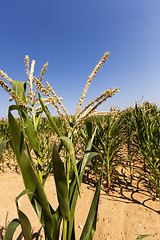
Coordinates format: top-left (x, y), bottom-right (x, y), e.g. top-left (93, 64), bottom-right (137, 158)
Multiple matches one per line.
top-left (0, 167), bottom-right (160, 240)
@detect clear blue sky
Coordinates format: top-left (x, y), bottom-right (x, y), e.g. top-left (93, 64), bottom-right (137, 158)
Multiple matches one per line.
top-left (0, 0), bottom-right (160, 118)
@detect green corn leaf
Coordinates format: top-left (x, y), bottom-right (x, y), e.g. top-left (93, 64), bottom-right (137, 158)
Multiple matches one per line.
top-left (84, 119), bottom-right (93, 140)
top-left (35, 109), bottom-right (43, 131)
top-left (9, 105), bottom-right (41, 157)
top-left (0, 139), bottom-right (8, 158)
top-left (16, 190), bottom-right (32, 240)
top-left (136, 234), bottom-right (153, 240)
top-left (52, 206), bottom-right (62, 240)
top-left (17, 209), bottom-right (32, 240)
top-left (4, 219), bottom-right (20, 240)
top-left (80, 165), bottom-right (103, 240)
top-left (59, 136), bottom-right (80, 196)
top-left (80, 127), bottom-right (98, 176)
top-left (34, 199), bottom-right (44, 225)
top-left (16, 189), bottom-right (34, 202)
top-left (11, 80), bottom-right (26, 104)
top-left (52, 144), bottom-right (70, 220)
top-left (38, 93), bottom-right (63, 137)
top-left (80, 129), bottom-right (88, 141)
top-left (20, 109), bottom-right (41, 157)
top-left (8, 110), bottom-right (54, 240)
top-left (39, 95), bottom-right (81, 193)
top-left (68, 128), bottom-right (97, 240)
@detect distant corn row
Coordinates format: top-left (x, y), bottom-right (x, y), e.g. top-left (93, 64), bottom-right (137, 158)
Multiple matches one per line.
top-left (1, 101), bottom-right (160, 200)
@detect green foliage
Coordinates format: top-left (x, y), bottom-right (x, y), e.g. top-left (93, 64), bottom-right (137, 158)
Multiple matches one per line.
top-left (133, 102), bottom-right (160, 198)
top-left (0, 119), bottom-right (11, 140)
top-left (52, 144), bottom-right (70, 220)
top-left (120, 107), bottom-right (137, 177)
top-left (0, 139), bottom-right (8, 159)
top-left (135, 234), bottom-right (154, 240)
top-left (81, 114), bottom-right (125, 191)
top-left (3, 79), bottom-right (103, 240)
top-left (4, 219), bottom-right (20, 240)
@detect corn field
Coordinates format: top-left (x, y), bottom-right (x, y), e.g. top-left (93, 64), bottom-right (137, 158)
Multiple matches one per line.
top-left (0, 53), bottom-right (159, 240)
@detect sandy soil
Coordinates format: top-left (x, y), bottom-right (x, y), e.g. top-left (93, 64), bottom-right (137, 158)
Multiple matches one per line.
top-left (0, 166), bottom-right (160, 240)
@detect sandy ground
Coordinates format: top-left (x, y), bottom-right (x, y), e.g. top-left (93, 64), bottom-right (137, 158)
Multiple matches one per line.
top-left (0, 167), bottom-right (160, 240)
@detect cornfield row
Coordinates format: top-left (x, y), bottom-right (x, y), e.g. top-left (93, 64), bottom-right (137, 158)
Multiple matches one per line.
top-left (1, 101), bottom-right (160, 199)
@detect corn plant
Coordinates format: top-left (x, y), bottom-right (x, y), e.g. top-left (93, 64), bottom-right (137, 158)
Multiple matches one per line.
top-left (133, 102), bottom-right (160, 199)
top-left (4, 102), bottom-right (104, 240)
top-left (120, 107), bottom-right (138, 178)
top-left (0, 52), bottom-right (119, 239)
top-left (0, 119), bottom-right (11, 140)
top-left (81, 113), bottom-right (125, 192)
top-left (0, 120), bottom-right (13, 170)
top-left (0, 138), bottom-right (6, 155)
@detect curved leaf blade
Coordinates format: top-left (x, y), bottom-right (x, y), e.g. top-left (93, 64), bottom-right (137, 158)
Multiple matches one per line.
top-left (80, 165), bottom-right (103, 240)
top-left (38, 94), bottom-right (63, 137)
top-left (68, 128), bottom-right (97, 239)
top-left (52, 144), bottom-right (70, 220)
top-left (80, 127), bottom-right (98, 177)
top-left (35, 109), bottom-right (43, 131)
top-left (17, 209), bottom-right (32, 240)
top-left (8, 110), bottom-right (54, 240)
top-left (11, 80), bottom-right (26, 104)
top-left (84, 119), bottom-right (93, 140)
top-left (136, 234), bottom-right (153, 240)
top-left (59, 136), bottom-right (80, 195)
top-left (4, 219), bottom-right (20, 240)
top-left (9, 105), bottom-right (41, 157)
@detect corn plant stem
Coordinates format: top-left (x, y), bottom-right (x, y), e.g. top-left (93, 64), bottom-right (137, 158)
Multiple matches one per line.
top-left (128, 154), bottom-right (132, 176)
top-left (60, 149), bottom-right (71, 239)
top-left (63, 218), bottom-right (67, 240)
top-left (37, 156), bottom-right (43, 183)
top-left (63, 152), bottom-right (71, 238)
top-left (62, 155), bottom-right (70, 240)
top-left (67, 154), bottom-right (71, 189)
top-left (31, 106), bottom-right (43, 182)
top-left (80, 128), bottom-right (104, 163)
top-left (107, 146), bottom-right (110, 173)
top-left (98, 133), bottom-right (111, 190)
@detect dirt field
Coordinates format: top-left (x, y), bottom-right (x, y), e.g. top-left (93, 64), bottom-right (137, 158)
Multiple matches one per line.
top-left (0, 165), bottom-right (160, 240)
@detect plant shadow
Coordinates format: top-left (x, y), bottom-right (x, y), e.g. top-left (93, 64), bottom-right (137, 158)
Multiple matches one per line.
top-left (83, 162), bottom-right (160, 215)
top-left (104, 166), bottom-right (160, 214)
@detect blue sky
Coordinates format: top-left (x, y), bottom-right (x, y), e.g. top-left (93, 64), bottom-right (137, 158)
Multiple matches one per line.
top-left (0, 0), bottom-right (160, 118)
